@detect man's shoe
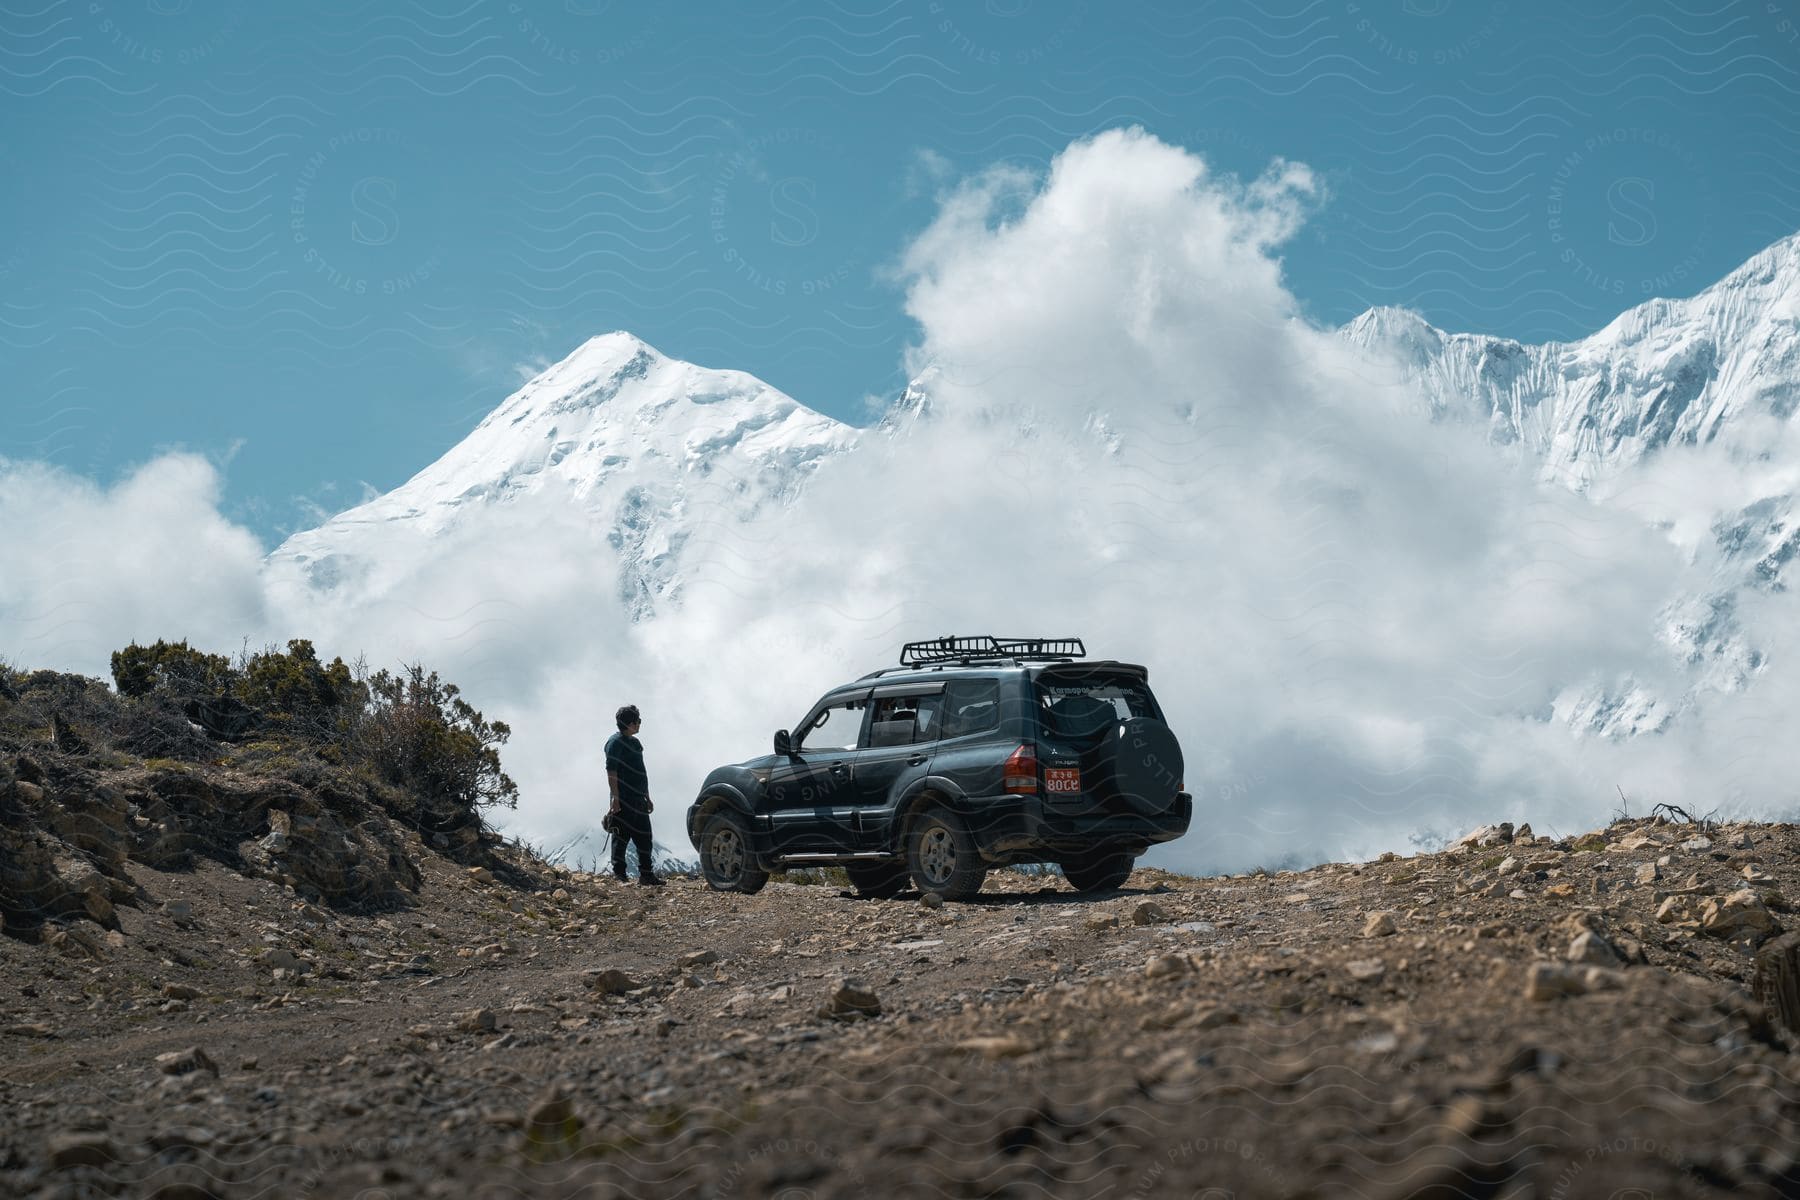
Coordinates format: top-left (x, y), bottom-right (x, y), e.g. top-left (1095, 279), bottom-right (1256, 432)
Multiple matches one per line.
top-left (638, 874), bottom-right (665, 887)
top-left (611, 865), bottom-right (629, 883)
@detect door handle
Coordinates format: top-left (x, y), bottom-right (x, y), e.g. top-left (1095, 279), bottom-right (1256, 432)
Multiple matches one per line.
top-left (907, 754), bottom-right (926, 766)
top-left (829, 762), bottom-right (849, 776)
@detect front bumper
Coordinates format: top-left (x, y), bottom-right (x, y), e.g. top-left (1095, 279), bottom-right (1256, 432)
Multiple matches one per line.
top-left (964, 791), bottom-right (1192, 860)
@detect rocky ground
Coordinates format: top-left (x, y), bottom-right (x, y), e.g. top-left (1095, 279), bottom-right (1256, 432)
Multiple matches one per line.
top-left (5, 803), bottom-right (1800, 1198)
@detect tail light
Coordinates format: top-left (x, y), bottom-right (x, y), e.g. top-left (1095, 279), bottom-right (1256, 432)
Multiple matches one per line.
top-left (1003, 743), bottom-right (1038, 794)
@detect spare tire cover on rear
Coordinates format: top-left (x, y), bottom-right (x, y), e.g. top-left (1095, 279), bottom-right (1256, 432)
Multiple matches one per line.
top-left (1103, 718), bottom-right (1184, 814)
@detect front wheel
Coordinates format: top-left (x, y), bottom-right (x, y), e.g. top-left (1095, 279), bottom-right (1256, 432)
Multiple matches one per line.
top-left (699, 811), bottom-right (769, 894)
top-left (1061, 850), bottom-right (1134, 893)
top-left (844, 860), bottom-right (910, 899)
top-left (905, 808), bottom-right (987, 901)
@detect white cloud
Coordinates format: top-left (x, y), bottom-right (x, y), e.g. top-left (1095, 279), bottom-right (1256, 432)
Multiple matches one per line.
top-left (0, 454), bottom-right (267, 674)
top-left (731, 127), bottom-right (1711, 871)
top-left (2, 128), bottom-right (1792, 876)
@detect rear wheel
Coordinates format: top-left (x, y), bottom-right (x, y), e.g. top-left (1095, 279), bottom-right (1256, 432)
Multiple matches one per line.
top-left (699, 811), bottom-right (769, 894)
top-left (906, 808), bottom-right (987, 900)
top-left (844, 861), bottom-right (909, 899)
top-left (1061, 850), bottom-right (1134, 893)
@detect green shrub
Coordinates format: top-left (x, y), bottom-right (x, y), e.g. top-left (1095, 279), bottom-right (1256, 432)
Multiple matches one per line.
top-left (235, 639), bottom-right (364, 738)
top-left (360, 664), bottom-right (517, 817)
top-left (12, 636), bottom-right (521, 844)
top-left (110, 640), bottom-right (232, 700)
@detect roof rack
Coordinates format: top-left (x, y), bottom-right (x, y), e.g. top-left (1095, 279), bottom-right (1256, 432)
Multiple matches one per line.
top-left (898, 636), bottom-right (1087, 668)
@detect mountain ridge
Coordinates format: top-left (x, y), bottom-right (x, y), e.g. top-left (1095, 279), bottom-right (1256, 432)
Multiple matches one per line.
top-left (272, 234), bottom-right (1800, 735)
top-left (273, 331), bottom-right (860, 617)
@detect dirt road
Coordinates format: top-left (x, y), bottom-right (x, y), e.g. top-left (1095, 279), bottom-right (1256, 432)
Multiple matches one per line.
top-left (4, 817), bottom-right (1798, 1198)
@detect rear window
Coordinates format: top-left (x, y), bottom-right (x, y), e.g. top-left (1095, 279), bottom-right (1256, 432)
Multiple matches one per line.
top-left (1036, 672), bottom-right (1159, 740)
top-left (941, 679), bottom-right (1000, 738)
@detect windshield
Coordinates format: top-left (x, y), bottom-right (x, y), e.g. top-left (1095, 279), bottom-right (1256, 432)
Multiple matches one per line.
top-left (1036, 672), bottom-right (1158, 741)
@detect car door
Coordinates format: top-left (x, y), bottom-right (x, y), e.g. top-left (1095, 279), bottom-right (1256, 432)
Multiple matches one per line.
top-left (850, 683), bottom-right (946, 847)
top-left (765, 689), bottom-right (869, 855)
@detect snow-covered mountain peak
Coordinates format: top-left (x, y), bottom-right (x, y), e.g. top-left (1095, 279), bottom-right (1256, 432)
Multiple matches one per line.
top-left (500, 331), bottom-right (661, 409)
top-left (273, 334), bottom-right (859, 613)
top-left (1346, 235), bottom-right (1800, 480)
top-left (1342, 305), bottom-right (1443, 355)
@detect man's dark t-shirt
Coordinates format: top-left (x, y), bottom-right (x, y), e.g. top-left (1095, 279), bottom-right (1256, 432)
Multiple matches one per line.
top-left (605, 732), bottom-right (649, 809)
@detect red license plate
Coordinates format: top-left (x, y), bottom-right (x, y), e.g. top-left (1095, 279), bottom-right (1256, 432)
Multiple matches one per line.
top-left (1044, 768), bottom-right (1081, 794)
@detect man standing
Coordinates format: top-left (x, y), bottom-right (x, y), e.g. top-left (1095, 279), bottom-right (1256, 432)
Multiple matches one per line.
top-left (606, 704), bottom-right (662, 886)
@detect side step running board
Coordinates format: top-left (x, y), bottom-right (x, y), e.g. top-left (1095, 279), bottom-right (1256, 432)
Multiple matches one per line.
top-left (776, 851), bottom-right (895, 863)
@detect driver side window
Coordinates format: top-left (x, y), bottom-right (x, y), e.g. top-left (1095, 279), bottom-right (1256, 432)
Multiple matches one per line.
top-left (796, 699), bottom-right (865, 754)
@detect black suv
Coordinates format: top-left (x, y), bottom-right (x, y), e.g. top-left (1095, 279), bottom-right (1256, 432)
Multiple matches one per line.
top-left (686, 637), bottom-right (1191, 900)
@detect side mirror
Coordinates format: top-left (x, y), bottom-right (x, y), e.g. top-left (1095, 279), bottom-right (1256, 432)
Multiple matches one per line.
top-left (773, 729), bottom-right (793, 757)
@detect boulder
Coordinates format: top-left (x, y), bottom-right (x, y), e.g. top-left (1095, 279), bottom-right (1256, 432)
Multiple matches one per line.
top-left (1525, 962), bottom-right (1587, 1001)
top-left (1363, 912), bottom-right (1397, 938)
top-left (1657, 896), bottom-right (1695, 925)
top-left (457, 1008), bottom-right (497, 1033)
top-left (1566, 930), bottom-right (1624, 968)
top-left (1459, 823), bottom-right (1514, 848)
top-left (155, 1046), bottom-right (219, 1077)
top-left (40, 787), bottom-right (131, 866)
top-left (51, 854), bottom-right (113, 923)
top-left (1145, 953), bottom-right (1191, 979)
top-left (1702, 889), bottom-right (1780, 942)
top-left (258, 949), bottom-right (308, 975)
top-left (820, 978), bottom-right (881, 1020)
top-left (1131, 901), bottom-right (1170, 927)
top-left (583, 969), bottom-right (638, 995)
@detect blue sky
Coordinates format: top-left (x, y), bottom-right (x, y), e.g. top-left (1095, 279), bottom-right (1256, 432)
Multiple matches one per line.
top-left (4, 0), bottom-right (1797, 542)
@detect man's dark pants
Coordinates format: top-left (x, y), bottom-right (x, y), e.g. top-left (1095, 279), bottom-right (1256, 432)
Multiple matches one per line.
top-left (611, 807), bottom-right (653, 878)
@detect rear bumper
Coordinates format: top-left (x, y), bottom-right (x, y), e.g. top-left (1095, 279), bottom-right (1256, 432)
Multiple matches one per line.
top-left (963, 792), bottom-right (1192, 861)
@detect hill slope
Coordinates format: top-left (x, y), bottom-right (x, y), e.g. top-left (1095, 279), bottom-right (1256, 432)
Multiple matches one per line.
top-left (4, 750), bottom-right (1799, 1199)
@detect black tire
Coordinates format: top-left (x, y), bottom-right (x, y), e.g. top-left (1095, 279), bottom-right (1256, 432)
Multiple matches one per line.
top-left (844, 861), bottom-right (909, 899)
top-left (1101, 718), bottom-right (1185, 815)
top-left (699, 811), bottom-right (769, 895)
top-left (905, 808), bottom-right (987, 901)
top-left (1061, 851), bottom-right (1134, 893)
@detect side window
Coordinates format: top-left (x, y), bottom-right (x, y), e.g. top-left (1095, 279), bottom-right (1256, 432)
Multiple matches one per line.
top-left (941, 679), bottom-right (1000, 738)
top-left (911, 693), bottom-right (943, 743)
top-left (867, 692), bottom-right (946, 747)
top-left (797, 700), bottom-right (865, 753)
